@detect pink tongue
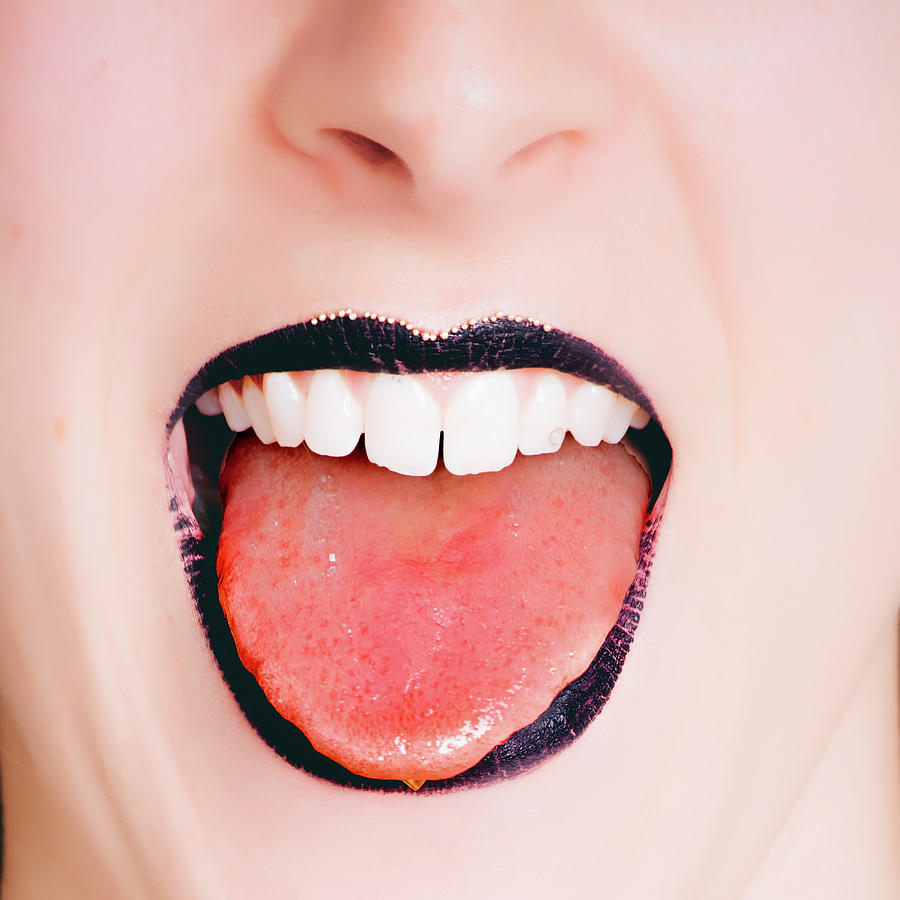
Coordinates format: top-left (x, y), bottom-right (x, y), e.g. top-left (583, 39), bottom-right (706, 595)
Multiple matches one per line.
top-left (218, 434), bottom-right (649, 783)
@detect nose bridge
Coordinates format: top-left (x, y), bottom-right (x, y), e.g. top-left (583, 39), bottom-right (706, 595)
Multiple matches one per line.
top-left (271, 1), bottom-right (610, 206)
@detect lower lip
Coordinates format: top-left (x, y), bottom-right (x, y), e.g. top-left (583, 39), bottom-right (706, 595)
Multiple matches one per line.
top-left (167, 314), bottom-right (671, 791)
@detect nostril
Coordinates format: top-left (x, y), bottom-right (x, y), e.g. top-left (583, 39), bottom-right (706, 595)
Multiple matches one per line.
top-left (500, 129), bottom-right (587, 175)
top-left (321, 128), bottom-right (412, 179)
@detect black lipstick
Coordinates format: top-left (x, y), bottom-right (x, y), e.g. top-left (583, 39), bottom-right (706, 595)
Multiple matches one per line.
top-left (168, 313), bottom-right (670, 792)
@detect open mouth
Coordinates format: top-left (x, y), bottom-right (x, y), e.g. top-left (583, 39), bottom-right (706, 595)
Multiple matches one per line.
top-left (165, 311), bottom-right (671, 793)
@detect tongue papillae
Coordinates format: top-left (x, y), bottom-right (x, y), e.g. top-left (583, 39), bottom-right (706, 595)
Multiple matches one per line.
top-left (218, 432), bottom-right (649, 783)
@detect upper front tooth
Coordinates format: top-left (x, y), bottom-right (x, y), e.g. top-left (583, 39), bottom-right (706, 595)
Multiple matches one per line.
top-left (603, 395), bottom-right (639, 444)
top-left (304, 369), bottom-right (364, 457)
top-left (364, 374), bottom-right (441, 476)
top-left (242, 377), bottom-right (276, 444)
top-left (518, 372), bottom-right (569, 455)
top-left (218, 381), bottom-right (251, 432)
top-left (443, 372), bottom-right (519, 476)
top-left (569, 382), bottom-right (616, 447)
top-left (210, 367), bottom-right (647, 472)
top-left (263, 372), bottom-right (306, 447)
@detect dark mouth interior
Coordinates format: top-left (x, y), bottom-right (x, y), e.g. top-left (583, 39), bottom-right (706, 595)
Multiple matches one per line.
top-left (171, 316), bottom-right (672, 792)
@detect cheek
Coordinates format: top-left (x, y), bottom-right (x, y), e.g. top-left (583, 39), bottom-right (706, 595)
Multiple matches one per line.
top-left (682, 10), bottom-right (900, 568)
top-left (0, 1), bottom-right (286, 343)
top-left (0, 1), bottom-right (305, 474)
top-left (610, 1), bottom-right (900, 499)
top-left (607, 1), bottom-right (900, 374)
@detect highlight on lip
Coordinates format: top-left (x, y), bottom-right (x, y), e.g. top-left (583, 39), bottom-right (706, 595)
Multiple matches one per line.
top-left (167, 312), bottom-right (671, 792)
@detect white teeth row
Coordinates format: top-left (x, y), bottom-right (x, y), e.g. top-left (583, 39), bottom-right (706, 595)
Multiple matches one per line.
top-left (196, 370), bottom-right (651, 477)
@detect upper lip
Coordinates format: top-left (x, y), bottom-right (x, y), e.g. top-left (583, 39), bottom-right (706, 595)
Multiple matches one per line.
top-left (169, 309), bottom-right (670, 506)
top-left (171, 310), bottom-right (658, 422)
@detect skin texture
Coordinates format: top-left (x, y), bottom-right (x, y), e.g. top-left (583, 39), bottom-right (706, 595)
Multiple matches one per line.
top-left (0, 1), bottom-right (898, 897)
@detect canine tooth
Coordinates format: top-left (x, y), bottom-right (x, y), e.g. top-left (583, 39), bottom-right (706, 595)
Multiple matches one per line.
top-left (263, 372), bottom-right (306, 447)
top-left (196, 389), bottom-right (222, 416)
top-left (518, 373), bottom-right (569, 455)
top-left (604, 395), bottom-right (639, 443)
top-left (304, 370), bottom-right (364, 457)
top-left (630, 406), bottom-right (651, 429)
top-left (365, 374), bottom-right (441, 476)
top-left (569, 382), bottom-right (616, 447)
top-left (242, 377), bottom-right (276, 444)
top-left (443, 372), bottom-right (519, 475)
top-left (218, 381), bottom-right (251, 432)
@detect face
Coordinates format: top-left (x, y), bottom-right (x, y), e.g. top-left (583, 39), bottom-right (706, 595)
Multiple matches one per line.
top-left (1, 1), bottom-right (898, 896)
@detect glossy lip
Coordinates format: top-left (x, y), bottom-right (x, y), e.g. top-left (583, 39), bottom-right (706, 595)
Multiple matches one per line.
top-left (166, 313), bottom-right (672, 792)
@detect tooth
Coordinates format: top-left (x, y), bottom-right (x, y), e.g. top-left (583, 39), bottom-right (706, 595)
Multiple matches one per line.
top-left (630, 406), bottom-right (651, 429)
top-left (365, 374), bottom-right (441, 476)
top-left (304, 369), bottom-right (364, 457)
top-left (603, 395), bottom-right (639, 444)
top-left (443, 372), bottom-right (519, 475)
top-left (218, 381), bottom-right (251, 432)
top-left (518, 372), bottom-right (569, 455)
top-left (569, 382), bottom-right (616, 447)
top-left (196, 389), bottom-right (222, 416)
top-left (241, 377), bottom-right (276, 444)
top-left (263, 372), bottom-right (306, 447)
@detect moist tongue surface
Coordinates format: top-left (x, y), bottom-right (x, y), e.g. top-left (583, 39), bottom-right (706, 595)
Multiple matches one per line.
top-left (218, 433), bottom-right (649, 783)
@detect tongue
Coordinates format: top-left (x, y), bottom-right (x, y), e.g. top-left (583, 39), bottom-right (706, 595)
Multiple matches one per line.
top-left (218, 433), bottom-right (649, 783)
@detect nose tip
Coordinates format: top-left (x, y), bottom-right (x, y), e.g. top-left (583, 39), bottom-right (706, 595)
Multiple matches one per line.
top-left (270, 3), bottom-right (612, 211)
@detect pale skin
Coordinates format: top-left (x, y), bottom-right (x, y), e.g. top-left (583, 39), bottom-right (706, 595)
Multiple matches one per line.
top-left (1, 1), bottom-right (898, 897)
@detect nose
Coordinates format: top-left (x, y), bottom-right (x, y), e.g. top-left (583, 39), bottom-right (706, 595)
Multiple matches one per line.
top-left (270, 2), bottom-right (614, 212)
